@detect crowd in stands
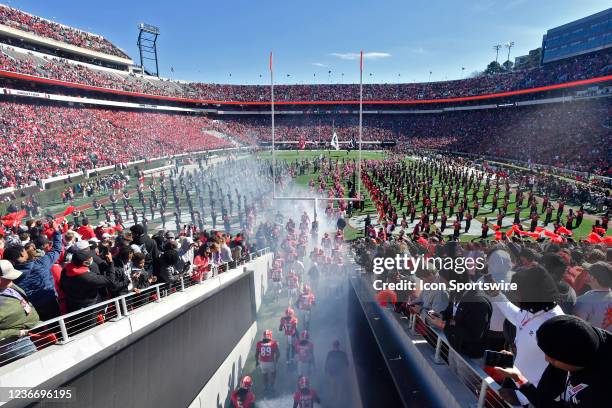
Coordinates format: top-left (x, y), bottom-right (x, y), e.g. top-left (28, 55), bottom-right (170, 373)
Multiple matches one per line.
top-left (0, 155), bottom-right (278, 366)
top-left (225, 98), bottom-right (611, 174)
top-left (0, 101), bottom-right (232, 188)
top-left (353, 233), bottom-right (612, 406)
top-left (0, 40), bottom-right (609, 102)
top-left (0, 5), bottom-right (129, 59)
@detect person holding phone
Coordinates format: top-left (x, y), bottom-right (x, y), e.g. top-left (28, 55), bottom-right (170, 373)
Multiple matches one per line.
top-left (411, 267), bottom-right (449, 323)
top-left (427, 266), bottom-right (492, 359)
top-left (494, 315), bottom-right (610, 407)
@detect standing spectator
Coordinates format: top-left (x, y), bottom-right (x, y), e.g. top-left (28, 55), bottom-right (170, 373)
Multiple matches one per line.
top-left (3, 227), bottom-right (62, 320)
top-left (0, 260), bottom-right (40, 365)
top-left (488, 265), bottom-right (564, 405)
top-left (495, 315), bottom-right (611, 407)
top-left (573, 262), bottom-right (612, 330)
top-left (542, 252), bottom-right (577, 314)
top-left (428, 266), bottom-right (492, 359)
top-left (130, 224), bottom-right (160, 274)
top-left (60, 250), bottom-right (116, 313)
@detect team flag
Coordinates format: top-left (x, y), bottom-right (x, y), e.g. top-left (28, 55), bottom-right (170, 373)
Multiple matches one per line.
top-left (330, 132), bottom-right (340, 150)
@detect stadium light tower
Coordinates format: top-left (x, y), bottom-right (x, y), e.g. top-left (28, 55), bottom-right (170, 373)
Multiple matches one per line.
top-left (493, 44), bottom-right (502, 63)
top-left (137, 23), bottom-right (160, 77)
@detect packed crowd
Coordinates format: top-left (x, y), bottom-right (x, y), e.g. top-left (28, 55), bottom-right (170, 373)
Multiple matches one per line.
top-left (0, 5), bottom-right (129, 58)
top-left (0, 101), bottom-right (233, 188)
top-left (0, 155), bottom-right (280, 366)
top-left (0, 40), bottom-right (609, 102)
top-left (227, 97), bottom-right (612, 174)
top-left (353, 232), bottom-right (611, 406)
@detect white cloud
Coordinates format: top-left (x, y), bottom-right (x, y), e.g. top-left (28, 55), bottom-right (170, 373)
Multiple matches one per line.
top-left (410, 47), bottom-right (427, 54)
top-left (329, 52), bottom-right (391, 60)
top-left (311, 62), bottom-right (327, 67)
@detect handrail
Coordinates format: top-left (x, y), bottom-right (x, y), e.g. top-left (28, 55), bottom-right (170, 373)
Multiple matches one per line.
top-left (408, 313), bottom-right (509, 408)
top-left (32, 283), bottom-right (164, 330)
top-left (0, 247), bottom-right (270, 366)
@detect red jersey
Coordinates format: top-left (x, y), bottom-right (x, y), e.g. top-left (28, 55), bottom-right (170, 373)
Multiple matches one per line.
top-left (293, 389), bottom-right (319, 408)
top-left (279, 316), bottom-right (298, 336)
top-left (297, 293), bottom-right (315, 310)
top-left (256, 340), bottom-right (279, 363)
top-left (294, 340), bottom-right (314, 363)
top-left (231, 389), bottom-right (255, 408)
top-left (271, 268), bottom-right (282, 282)
top-left (287, 273), bottom-right (299, 289)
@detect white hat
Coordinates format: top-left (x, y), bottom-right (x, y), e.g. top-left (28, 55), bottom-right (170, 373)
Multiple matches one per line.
top-left (0, 260), bottom-right (22, 280)
top-left (75, 240), bottom-right (90, 250)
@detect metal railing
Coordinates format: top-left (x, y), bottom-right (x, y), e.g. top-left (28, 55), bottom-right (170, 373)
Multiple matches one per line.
top-left (407, 313), bottom-right (510, 408)
top-left (0, 247), bottom-right (270, 367)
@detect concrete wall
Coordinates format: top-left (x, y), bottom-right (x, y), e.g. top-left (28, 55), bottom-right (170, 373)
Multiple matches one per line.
top-left (0, 253), bottom-right (272, 408)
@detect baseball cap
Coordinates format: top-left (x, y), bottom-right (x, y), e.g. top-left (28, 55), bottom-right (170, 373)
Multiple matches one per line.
top-left (0, 260), bottom-right (22, 280)
top-left (75, 240), bottom-right (90, 250)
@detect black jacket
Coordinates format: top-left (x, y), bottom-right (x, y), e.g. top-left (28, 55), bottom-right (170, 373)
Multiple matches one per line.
top-left (443, 289), bottom-right (492, 358)
top-left (132, 235), bottom-right (160, 274)
top-left (519, 327), bottom-right (611, 407)
top-left (154, 260), bottom-right (180, 285)
top-left (60, 263), bottom-right (117, 313)
top-left (107, 259), bottom-right (131, 297)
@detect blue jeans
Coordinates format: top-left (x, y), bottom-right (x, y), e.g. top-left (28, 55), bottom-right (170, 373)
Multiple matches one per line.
top-left (0, 336), bottom-right (37, 366)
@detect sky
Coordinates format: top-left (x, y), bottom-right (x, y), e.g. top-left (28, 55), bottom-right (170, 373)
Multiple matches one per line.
top-left (4, 0), bottom-right (610, 85)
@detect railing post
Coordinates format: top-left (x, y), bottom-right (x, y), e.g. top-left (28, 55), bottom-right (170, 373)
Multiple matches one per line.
top-left (113, 299), bottom-right (123, 320)
top-left (477, 378), bottom-right (489, 408)
top-left (58, 318), bottom-right (70, 344)
top-left (409, 314), bottom-right (416, 334)
top-left (121, 297), bottom-right (129, 316)
top-left (155, 285), bottom-right (162, 302)
top-left (434, 336), bottom-right (443, 364)
top-left (180, 276), bottom-right (185, 292)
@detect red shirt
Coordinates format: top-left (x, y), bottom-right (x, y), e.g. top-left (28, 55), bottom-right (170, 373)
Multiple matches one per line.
top-left (256, 340), bottom-right (278, 363)
top-left (293, 389), bottom-right (319, 408)
top-left (279, 316), bottom-right (298, 336)
top-left (287, 274), bottom-right (299, 289)
top-left (298, 293), bottom-right (315, 310)
top-left (77, 225), bottom-right (95, 240)
top-left (271, 268), bottom-right (282, 282)
top-left (294, 340), bottom-right (314, 363)
top-left (231, 389), bottom-right (255, 408)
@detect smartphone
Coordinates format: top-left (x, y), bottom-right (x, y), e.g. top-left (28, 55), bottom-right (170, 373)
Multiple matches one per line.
top-left (484, 350), bottom-right (514, 368)
top-left (427, 310), bottom-right (442, 319)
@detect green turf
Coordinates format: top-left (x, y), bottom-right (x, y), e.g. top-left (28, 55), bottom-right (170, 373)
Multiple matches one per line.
top-left (273, 151), bottom-right (598, 242)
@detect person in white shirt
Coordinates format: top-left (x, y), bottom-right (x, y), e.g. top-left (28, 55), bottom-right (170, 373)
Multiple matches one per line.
top-left (488, 264), bottom-right (564, 406)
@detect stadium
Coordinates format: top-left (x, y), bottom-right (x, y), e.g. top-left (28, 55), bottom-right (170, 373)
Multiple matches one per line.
top-left (0, 2), bottom-right (609, 407)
